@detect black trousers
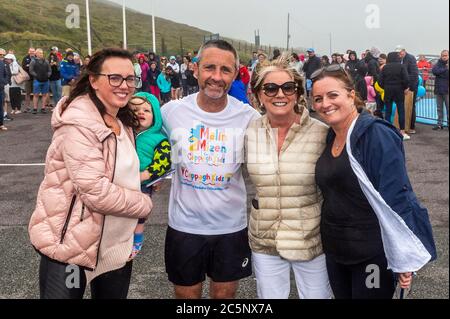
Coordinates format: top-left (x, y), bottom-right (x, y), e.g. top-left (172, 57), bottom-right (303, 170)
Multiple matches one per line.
top-left (39, 254), bottom-right (133, 299)
top-left (385, 88), bottom-right (406, 130)
top-left (9, 87), bottom-right (22, 110)
top-left (374, 92), bottom-right (384, 119)
top-left (325, 253), bottom-right (396, 299)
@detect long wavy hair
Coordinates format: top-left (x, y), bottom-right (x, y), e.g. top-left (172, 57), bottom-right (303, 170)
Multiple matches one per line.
top-left (62, 48), bottom-right (139, 129)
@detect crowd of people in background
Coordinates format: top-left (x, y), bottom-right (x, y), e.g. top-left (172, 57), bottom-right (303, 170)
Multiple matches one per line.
top-left (25, 40), bottom-right (439, 300)
top-left (0, 44), bottom-right (448, 135)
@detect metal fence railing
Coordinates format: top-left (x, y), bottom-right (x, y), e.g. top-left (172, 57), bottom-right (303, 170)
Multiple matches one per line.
top-left (416, 71), bottom-right (448, 126)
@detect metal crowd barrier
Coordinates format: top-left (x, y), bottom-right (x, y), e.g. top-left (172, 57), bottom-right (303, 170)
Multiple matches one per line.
top-left (416, 71), bottom-right (448, 126)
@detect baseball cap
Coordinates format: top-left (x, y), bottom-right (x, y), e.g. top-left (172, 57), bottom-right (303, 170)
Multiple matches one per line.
top-left (170, 56), bottom-right (176, 60)
top-left (51, 46), bottom-right (59, 51)
top-left (307, 48), bottom-right (315, 53)
top-left (395, 45), bottom-right (405, 53)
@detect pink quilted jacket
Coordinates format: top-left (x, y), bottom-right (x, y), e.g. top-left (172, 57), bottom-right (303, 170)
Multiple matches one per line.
top-left (29, 95), bottom-right (152, 270)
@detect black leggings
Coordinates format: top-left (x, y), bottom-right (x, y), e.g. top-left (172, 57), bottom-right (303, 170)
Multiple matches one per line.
top-left (326, 253), bottom-right (396, 299)
top-left (9, 87), bottom-right (22, 110)
top-left (385, 88), bottom-right (406, 130)
top-left (39, 254), bottom-right (133, 299)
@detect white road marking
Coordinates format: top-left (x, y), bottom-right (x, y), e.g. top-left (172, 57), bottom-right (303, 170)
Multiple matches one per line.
top-left (0, 164), bottom-right (45, 167)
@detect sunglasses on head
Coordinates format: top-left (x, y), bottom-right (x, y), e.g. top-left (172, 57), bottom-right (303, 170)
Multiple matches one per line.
top-left (311, 64), bottom-right (346, 82)
top-left (262, 82), bottom-right (298, 97)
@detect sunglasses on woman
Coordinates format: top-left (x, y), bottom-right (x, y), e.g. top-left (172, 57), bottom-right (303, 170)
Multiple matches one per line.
top-left (262, 82), bottom-right (298, 97)
top-left (311, 64), bottom-right (346, 82)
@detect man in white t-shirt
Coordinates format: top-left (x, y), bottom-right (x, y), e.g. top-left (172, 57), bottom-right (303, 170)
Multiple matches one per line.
top-left (161, 40), bottom-right (260, 299)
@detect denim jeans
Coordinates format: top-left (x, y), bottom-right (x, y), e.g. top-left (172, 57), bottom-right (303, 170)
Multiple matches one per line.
top-left (49, 80), bottom-right (62, 106)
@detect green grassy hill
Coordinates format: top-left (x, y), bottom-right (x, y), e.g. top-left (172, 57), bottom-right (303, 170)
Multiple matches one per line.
top-left (0, 0), bottom-right (260, 62)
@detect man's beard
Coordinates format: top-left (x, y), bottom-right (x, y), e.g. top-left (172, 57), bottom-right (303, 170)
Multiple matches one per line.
top-left (202, 80), bottom-right (229, 100)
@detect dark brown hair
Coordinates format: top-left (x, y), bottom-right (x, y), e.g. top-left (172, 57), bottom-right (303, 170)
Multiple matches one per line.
top-left (311, 68), bottom-right (366, 111)
top-left (62, 48), bottom-right (139, 129)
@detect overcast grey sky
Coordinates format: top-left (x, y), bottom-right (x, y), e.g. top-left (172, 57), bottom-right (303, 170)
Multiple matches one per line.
top-left (110, 0), bottom-right (449, 56)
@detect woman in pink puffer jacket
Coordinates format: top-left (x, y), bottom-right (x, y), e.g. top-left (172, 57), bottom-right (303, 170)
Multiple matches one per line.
top-left (29, 48), bottom-right (153, 299)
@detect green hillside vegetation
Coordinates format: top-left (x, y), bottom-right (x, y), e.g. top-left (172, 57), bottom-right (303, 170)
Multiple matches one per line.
top-left (0, 0), bottom-right (265, 62)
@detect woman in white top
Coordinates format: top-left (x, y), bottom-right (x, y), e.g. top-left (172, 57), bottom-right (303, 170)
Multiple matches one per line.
top-left (4, 54), bottom-right (24, 114)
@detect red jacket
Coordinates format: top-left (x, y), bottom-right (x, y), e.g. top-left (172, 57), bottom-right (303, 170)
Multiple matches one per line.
top-left (417, 60), bottom-right (432, 81)
top-left (239, 65), bottom-right (250, 86)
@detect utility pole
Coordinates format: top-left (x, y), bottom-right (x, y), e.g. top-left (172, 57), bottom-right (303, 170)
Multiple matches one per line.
top-left (122, 0), bottom-right (127, 50)
top-left (152, 1), bottom-right (156, 53)
top-left (329, 33), bottom-right (332, 57)
top-left (86, 0), bottom-right (92, 55)
top-left (180, 36), bottom-right (183, 56)
top-left (287, 13), bottom-right (290, 51)
top-left (255, 30), bottom-right (260, 50)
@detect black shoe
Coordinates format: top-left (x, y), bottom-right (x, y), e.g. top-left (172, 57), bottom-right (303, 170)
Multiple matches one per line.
top-left (41, 109), bottom-right (47, 114)
top-left (432, 125), bottom-right (443, 131)
top-left (32, 109), bottom-right (37, 114)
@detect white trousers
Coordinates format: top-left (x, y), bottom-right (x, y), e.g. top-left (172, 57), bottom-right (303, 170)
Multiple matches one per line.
top-left (252, 252), bottom-right (332, 299)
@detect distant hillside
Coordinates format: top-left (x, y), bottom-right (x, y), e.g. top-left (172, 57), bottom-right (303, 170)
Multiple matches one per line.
top-left (0, 0), bottom-right (261, 61)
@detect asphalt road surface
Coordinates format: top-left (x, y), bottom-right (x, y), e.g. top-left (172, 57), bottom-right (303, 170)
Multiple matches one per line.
top-left (0, 110), bottom-right (448, 299)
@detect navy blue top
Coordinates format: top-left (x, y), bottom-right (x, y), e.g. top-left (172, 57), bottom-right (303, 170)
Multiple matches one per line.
top-left (324, 111), bottom-right (437, 262)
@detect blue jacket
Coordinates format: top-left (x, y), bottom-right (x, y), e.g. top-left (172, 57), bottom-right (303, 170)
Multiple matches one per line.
top-left (157, 73), bottom-right (171, 93)
top-left (432, 59), bottom-right (449, 95)
top-left (229, 80), bottom-right (249, 104)
top-left (60, 59), bottom-right (79, 85)
top-left (0, 60), bottom-right (8, 89)
top-left (327, 111), bottom-right (437, 272)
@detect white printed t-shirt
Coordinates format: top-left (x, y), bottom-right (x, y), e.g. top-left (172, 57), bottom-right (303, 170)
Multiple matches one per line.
top-left (161, 93), bottom-right (260, 235)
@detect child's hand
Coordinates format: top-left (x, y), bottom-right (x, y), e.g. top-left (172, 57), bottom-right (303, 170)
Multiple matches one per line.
top-left (140, 170), bottom-right (151, 183)
top-left (128, 233), bottom-right (144, 261)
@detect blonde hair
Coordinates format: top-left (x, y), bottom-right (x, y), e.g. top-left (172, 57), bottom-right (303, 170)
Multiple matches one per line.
top-left (250, 53), bottom-right (306, 114)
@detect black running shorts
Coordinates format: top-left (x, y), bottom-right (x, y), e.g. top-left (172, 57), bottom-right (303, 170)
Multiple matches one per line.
top-left (164, 226), bottom-right (252, 286)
